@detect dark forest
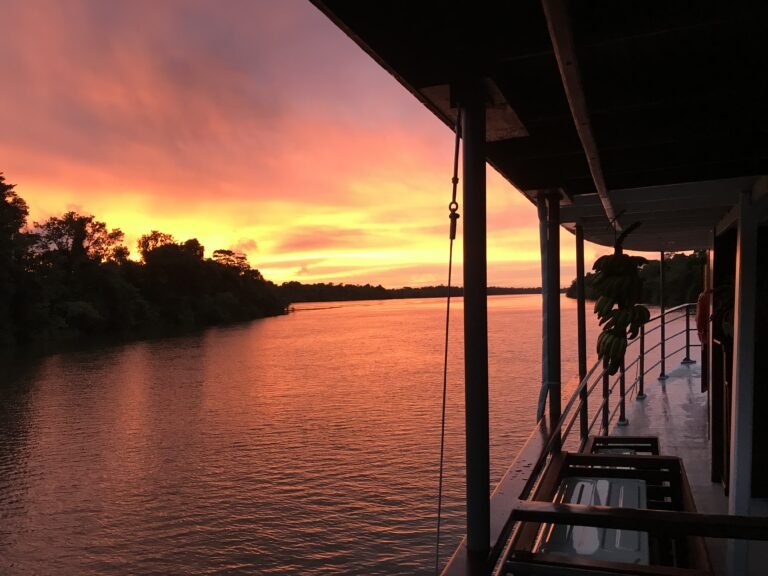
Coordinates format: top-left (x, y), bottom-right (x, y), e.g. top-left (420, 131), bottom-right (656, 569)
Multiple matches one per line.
top-left (565, 252), bottom-right (705, 307)
top-left (2, 172), bottom-right (704, 352)
top-left (1, 173), bottom-right (286, 349)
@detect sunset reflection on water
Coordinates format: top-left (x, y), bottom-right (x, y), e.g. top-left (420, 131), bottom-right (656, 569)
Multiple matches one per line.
top-left (0, 295), bottom-right (599, 575)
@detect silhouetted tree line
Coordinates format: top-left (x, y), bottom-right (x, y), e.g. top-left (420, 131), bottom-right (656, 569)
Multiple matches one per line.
top-left (1, 172), bottom-right (561, 350)
top-left (566, 252), bottom-right (705, 306)
top-left (279, 282), bottom-right (546, 303)
top-left (0, 173), bottom-right (285, 349)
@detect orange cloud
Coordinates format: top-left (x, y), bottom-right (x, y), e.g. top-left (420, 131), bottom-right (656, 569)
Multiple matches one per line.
top-left (0, 0), bottom-right (604, 288)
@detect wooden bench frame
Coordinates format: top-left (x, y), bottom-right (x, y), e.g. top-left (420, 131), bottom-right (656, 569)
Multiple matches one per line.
top-left (506, 452), bottom-right (712, 576)
top-left (583, 436), bottom-right (660, 456)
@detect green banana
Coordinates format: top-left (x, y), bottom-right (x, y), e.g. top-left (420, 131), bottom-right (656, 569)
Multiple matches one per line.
top-left (596, 332), bottom-right (606, 355)
top-left (590, 246), bottom-right (650, 374)
top-left (593, 255), bottom-right (611, 271)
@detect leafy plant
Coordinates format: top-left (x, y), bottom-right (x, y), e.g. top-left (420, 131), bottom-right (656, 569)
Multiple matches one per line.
top-left (592, 224), bottom-right (651, 374)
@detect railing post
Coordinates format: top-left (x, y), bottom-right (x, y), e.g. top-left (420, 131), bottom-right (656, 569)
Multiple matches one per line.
top-left (682, 304), bottom-right (695, 364)
top-left (637, 325), bottom-right (646, 400)
top-left (658, 251), bottom-right (668, 380)
top-left (618, 359), bottom-right (628, 426)
top-left (602, 357), bottom-right (610, 435)
top-left (576, 224), bottom-right (588, 445)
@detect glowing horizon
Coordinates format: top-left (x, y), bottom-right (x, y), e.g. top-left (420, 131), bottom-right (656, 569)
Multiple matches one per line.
top-left (0, 0), bottom-right (609, 288)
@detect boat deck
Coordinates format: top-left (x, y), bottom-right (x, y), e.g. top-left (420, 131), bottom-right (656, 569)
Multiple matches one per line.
top-left (613, 349), bottom-right (768, 575)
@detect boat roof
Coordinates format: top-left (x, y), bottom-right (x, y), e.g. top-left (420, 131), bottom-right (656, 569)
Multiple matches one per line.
top-left (310, 1), bottom-right (768, 251)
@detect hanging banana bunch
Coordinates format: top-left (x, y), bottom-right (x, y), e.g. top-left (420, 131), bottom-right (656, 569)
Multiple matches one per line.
top-left (592, 223), bottom-right (651, 374)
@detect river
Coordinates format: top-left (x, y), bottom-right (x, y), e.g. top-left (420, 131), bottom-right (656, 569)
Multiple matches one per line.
top-left (0, 294), bottom-right (601, 575)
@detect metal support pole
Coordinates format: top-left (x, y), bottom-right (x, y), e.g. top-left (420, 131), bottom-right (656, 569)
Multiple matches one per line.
top-left (536, 195), bottom-right (549, 422)
top-left (576, 224), bottom-right (588, 444)
top-left (727, 191), bottom-right (758, 575)
top-left (659, 251), bottom-right (668, 380)
top-left (682, 304), bottom-right (694, 364)
top-left (460, 81), bottom-right (490, 558)
top-left (618, 360), bottom-right (628, 426)
top-left (602, 357), bottom-right (610, 435)
top-left (546, 192), bottom-right (561, 450)
top-left (637, 325), bottom-right (647, 400)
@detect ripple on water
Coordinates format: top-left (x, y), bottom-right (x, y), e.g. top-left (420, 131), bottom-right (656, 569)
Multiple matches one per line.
top-left (0, 295), bottom-right (600, 575)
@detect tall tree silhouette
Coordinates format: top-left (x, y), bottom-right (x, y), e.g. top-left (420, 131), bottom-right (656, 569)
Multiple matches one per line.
top-left (0, 174), bottom-right (31, 345)
top-left (0, 172), bottom-right (286, 351)
top-left (33, 212), bottom-right (127, 267)
top-left (212, 249), bottom-right (249, 272)
top-left (137, 231), bottom-right (175, 261)
top-left (0, 173), bottom-right (29, 262)
top-left (182, 238), bottom-right (205, 259)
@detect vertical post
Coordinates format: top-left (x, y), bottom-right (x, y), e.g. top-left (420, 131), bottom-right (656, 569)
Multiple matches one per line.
top-left (702, 247), bottom-right (712, 393)
top-left (536, 194), bottom-right (549, 422)
top-left (602, 358), bottom-right (610, 435)
top-left (727, 191), bottom-right (757, 575)
top-left (682, 304), bottom-right (694, 364)
top-left (618, 360), bottom-right (628, 425)
top-left (576, 224), bottom-right (589, 444)
top-left (659, 251), bottom-right (668, 380)
top-left (460, 80), bottom-right (489, 558)
top-left (710, 231), bottom-right (727, 485)
top-left (637, 325), bottom-right (646, 399)
top-left (546, 192), bottom-right (561, 449)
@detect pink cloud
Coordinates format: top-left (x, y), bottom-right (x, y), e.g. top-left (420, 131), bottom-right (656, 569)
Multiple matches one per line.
top-left (0, 0), bottom-right (550, 288)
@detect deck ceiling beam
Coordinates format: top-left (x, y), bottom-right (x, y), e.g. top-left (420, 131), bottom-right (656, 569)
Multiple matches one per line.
top-left (562, 202), bottom-right (735, 222)
top-left (716, 175), bottom-right (768, 234)
top-left (531, 178), bottom-right (754, 252)
top-left (541, 0), bottom-right (620, 231)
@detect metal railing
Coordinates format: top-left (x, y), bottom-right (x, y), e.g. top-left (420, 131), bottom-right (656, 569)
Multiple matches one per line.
top-left (579, 302), bottom-right (699, 442)
top-left (441, 302), bottom-right (705, 576)
top-left (542, 302), bottom-right (700, 455)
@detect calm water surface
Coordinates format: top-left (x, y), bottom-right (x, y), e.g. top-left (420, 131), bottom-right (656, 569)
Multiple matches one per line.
top-left (0, 295), bottom-right (601, 575)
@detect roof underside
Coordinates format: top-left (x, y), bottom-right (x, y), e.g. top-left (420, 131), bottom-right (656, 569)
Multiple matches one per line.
top-left (311, 0), bottom-right (768, 251)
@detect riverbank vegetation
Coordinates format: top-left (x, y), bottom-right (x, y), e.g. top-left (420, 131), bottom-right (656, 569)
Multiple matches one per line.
top-left (566, 252), bottom-right (705, 307)
top-left (0, 174), bottom-right (286, 350)
top-left (280, 282), bottom-right (546, 304)
top-left (1, 172), bottom-right (553, 352)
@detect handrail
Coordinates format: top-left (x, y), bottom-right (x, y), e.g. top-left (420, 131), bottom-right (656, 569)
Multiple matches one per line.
top-left (549, 301), bottom-right (699, 465)
top-left (646, 301), bottom-right (693, 323)
top-left (548, 302), bottom-right (699, 451)
top-left (511, 499), bottom-right (768, 540)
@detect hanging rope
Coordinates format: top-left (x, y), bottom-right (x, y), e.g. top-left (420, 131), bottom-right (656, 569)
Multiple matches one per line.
top-left (435, 110), bottom-right (462, 576)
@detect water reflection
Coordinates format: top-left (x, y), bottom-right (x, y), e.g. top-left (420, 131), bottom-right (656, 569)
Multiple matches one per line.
top-left (0, 295), bottom-right (599, 575)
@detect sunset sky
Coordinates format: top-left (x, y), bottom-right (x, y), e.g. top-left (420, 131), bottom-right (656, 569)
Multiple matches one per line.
top-left (0, 0), bottom-right (608, 287)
